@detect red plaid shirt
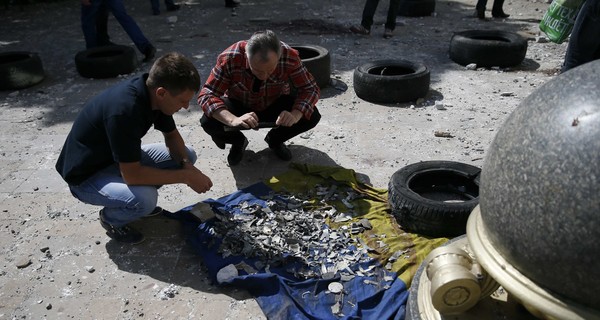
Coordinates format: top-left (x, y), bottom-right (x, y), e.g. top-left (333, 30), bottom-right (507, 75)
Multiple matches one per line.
top-left (198, 41), bottom-right (320, 119)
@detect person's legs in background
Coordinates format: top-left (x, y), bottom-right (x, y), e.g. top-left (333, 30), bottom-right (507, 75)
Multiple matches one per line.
top-left (562, 0), bottom-right (600, 72)
top-left (383, 0), bottom-right (401, 38)
top-left (475, 0), bottom-right (488, 19)
top-left (95, 3), bottom-right (115, 46)
top-left (491, 0), bottom-right (509, 18)
top-left (149, 0), bottom-right (160, 15)
top-left (104, 0), bottom-right (156, 61)
top-left (81, 0), bottom-right (103, 48)
top-left (350, 0), bottom-right (382, 35)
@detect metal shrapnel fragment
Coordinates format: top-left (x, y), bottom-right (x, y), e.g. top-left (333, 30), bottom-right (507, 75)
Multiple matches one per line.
top-left (328, 282), bottom-right (344, 294)
top-left (216, 264), bottom-right (238, 284)
top-left (358, 218), bottom-right (372, 230)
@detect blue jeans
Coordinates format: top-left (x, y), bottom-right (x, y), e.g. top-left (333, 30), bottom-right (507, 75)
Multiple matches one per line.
top-left (562, 0), bottom-right (600, 72)
top-left (360, 0), bottom-right (401, 30)
top-left (69, 144), bottom-right (197, 227)
top-left (81, 0), bottom-right (152, 53)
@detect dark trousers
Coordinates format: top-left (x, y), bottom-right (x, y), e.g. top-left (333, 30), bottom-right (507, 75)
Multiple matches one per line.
top-left (360, 0), bottom-right (401, 30)
top-left (81, 0), bottom-right (151, 53)
top-left (476, 0), bottom-right (505, 13)
top-left (200, 95), bottom-right (321, 147)
top-left (562, 0), bottom-right (600, 72)
top-left (95, 4), bottom-right (111, 46)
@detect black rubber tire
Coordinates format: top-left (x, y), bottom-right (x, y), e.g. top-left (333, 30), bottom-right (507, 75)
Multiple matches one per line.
top-left (0, 51), bottom-right (45, 90)
top-left (388, 161), bottom-right (481, 237)
top-left (291, 45), bottom-right (331, 89)
top-left (398, 0), bottom-right (436, 17)
top-left (353, 59), bottom-right (430, 103)
top-left (75, 45), bottom-right (138, 79)
top-left (449, 30), bottom-right (528, 68)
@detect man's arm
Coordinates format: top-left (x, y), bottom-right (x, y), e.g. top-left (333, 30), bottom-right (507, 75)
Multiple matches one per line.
top-left (163, 128), bottom-right (191, 164)
top-left (118, 129), bottom-right (213, 194)
top-left (212, 108), bottom-right (259, 129)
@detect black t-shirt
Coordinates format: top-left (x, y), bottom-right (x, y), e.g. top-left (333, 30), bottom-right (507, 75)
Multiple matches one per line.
top-left (55, 75), bottom-right (176, 185)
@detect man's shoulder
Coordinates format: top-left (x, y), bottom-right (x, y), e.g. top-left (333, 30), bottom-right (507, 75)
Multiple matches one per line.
top-left (93, 75), bottom-right (148, 115)
top-left (222, 40), bottom-right (247, 57)
top-left (217, 41), bottom-right (249, 69)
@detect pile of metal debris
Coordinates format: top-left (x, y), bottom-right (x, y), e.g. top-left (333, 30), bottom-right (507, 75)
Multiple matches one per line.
top-left (199, 183), bottom-right (386, 281)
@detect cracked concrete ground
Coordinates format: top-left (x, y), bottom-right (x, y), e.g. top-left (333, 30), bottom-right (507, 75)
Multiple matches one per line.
top-left (0, 0), bottom-right (567, 318)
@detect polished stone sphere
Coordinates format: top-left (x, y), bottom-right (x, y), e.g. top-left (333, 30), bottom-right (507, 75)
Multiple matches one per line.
top-left (479, 60), bottom-right (600, 309)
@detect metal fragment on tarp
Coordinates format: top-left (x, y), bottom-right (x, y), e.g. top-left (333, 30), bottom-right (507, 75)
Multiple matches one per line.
top-left (236, 261), bottom-right (258, 275)
top-left (328, 282), bottom-right (344, 294)
top-left (389, 249), bottom-right (409, 262)
top-left (358, 218), bottom-right (372, 230)
top-left (216, 264), bottom-right (238, 284)
top-left (190, 202), bottom-right (216, 222)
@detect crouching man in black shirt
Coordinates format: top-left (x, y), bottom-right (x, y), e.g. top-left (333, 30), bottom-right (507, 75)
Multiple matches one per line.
top-left (56, 52), bottom-right (212, 244)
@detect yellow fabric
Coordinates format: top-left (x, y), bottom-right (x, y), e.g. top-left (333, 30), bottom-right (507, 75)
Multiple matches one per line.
top-left (266, 163), bottom-right (448, 287)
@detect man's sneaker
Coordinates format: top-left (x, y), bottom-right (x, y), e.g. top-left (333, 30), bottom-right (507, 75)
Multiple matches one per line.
top-left (350, 24), bottom-right (370, 35)
top-left (143, 45), bottom-right (156, 62)
top-left (147, 206), bottom-right (164, 217)
top-left (269, 142), bottom-right (292, 161)
top-left (99, 210), bottom-right (145, 244)
top-left (227, 137), bottom-right (248, 166)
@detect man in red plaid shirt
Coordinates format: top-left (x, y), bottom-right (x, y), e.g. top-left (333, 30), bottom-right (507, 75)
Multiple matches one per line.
top-left (198, 30), bottom-right (321, 166)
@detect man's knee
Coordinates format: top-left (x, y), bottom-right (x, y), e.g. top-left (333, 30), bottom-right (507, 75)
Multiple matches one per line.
top-left (305, 107), bottom-right (321, 129)
top-left (128, 186), bottom-right (159, 216)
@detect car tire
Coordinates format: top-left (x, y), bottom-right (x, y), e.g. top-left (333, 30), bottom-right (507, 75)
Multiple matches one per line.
top-left (398, 0), bottom-right (436, 17)
top-left (291, 45), bottom-right (331, 89)
top-left (449, 30), bottom-right (528, 68)
top-left (0, 51), bottom-right (45, 90)
top-left (75, 45), bottom-right (138, 79)
top-left (388, 161), bottom-right (481, 237)
top-left (353, 59), bottom-right (430, 103)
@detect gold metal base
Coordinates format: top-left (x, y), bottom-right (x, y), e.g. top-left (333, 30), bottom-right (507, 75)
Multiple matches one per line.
top-left (467, 206), bottom-right (600, 320)
top-left (414, 236), bottom-right (538, 320)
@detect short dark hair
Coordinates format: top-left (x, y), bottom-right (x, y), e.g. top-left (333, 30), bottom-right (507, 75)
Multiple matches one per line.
top-left (246, 30), bottom-right (281, 63)
top-left (146, 52), bottom-right (201, 95)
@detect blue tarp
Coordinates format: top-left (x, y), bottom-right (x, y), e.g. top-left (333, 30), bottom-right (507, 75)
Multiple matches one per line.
top-left (166, 164), bottom-right (446, 319)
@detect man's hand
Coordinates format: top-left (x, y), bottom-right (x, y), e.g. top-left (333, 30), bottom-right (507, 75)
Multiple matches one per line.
top-left (230, 112), bottom-right (259, 129)
top-left (276, 110), bottom-right (303, 127)
top-left (184, 166), bottom-right (213, 194)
